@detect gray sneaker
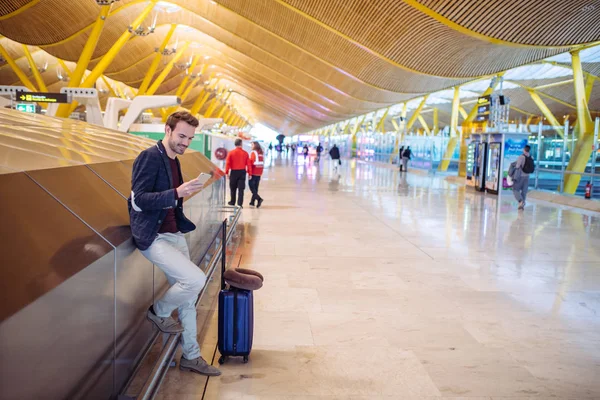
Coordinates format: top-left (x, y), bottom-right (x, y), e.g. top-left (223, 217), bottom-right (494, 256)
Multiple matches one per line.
top-left (180, 356), bottom-right (222, 376)
top-left (146, 307), bottom-right (184, 334)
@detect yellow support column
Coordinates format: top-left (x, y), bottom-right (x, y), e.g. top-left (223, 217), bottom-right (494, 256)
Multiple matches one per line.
top-left (219, 92), bottom-right (233, 115)
top-left (163, 63), bottom-right (206, 120)
top-left (216, 104), bottom-right (229, 119)
top-left (204, 98), bottom-right (221, 118)
top-left (138, 24), bottom-right (178, 95)
top-left (80, 1), bottom-right (156, 89)
top-left (433, 107), bottom-right (439, 134)
top-left (417, 115), bottom-right (430, 135)
top-left (146, 42), bottom-right (190, 96)
top-left (223, 109), bottom-right (232, 123)
top-left (376, 107), bottom-right (390, 133)
top-left (176, 59), bottom-right (203, 99)
top-left (190, 74), bottom-right (217, 115)
top-left (390, 103), bottom-right (408, 162)
top-left (0, 44), bottom-right (36, 91)
top-left (528, 89), bottom-right (563, 136)
top-left (191, 91), bottom-right (210, 116)
top-left (101, 75), bottom-right (117, 98)
top-left (438, 86), bottom-right (460, 172)
top-left (585, 75), bottom-right (594, 103)
top-left (59, 1), bottom-right (156, 117)
top-left (406, 95), bottom-right (428, 132)
top-left (21, 45), bottom-right (47, 92)
top-left (459, 106), bottom-right (468, 120)
top-left (351, 115), bottom-right (366, 157)
top-left (70, 5), bottom-right (111, 87)
top-left (57, 59), bottom-right (72, 78)
top-left (204, 88), bottom-right (227, 118)
top-left (564, 50), bottom-right (595, 194)
top-left (224, 111), bottom-right (235, 125)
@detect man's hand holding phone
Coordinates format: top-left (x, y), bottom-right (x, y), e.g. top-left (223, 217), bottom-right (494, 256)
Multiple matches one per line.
top-left (177, 173), bottom-right (211, 198)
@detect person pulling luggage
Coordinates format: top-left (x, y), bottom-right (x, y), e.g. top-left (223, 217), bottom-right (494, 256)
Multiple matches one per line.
top-left (315, 142), bottom-right (323, 163)
top-left (398, 146), bottom-right (405, 171)
top-left (329, 144), bottom-right (341, 173)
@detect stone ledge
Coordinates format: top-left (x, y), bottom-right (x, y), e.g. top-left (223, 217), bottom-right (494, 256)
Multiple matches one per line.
top-left (527, 190), bottom-right (600, 213)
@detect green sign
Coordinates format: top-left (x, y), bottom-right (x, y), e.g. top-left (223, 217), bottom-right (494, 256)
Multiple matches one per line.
top-left (16, 103), bottom-right (36, 113)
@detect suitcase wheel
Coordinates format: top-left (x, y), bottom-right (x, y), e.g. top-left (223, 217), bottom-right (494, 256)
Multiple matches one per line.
top-left (243, 356), bottom-right (249, 364)
top-left (218, 356), bottom-right (227, 365)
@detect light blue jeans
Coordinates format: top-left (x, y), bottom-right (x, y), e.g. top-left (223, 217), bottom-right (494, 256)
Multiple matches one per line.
top-left (141, 232), bottom-right (206, 359)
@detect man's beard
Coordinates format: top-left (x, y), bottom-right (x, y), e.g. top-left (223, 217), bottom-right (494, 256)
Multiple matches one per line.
top-left (169, 139), bottom-right (185, 154)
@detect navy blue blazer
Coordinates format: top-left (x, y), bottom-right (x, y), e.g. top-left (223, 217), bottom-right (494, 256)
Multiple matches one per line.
top-left (128, 141), bottom-right (196, 250)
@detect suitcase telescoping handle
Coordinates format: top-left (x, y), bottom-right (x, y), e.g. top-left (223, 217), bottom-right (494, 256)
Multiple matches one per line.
top-left (221, 219), bottom-right (227, 290)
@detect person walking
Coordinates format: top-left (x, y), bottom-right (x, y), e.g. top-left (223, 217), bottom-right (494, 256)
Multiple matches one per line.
top-left (398, 146), bottom-right (405, 172)
top-left (512, 145), bottom-right (534, 210)
top-left (129, 111), bottom-right (221, 377)
top-left (315, 142), bottom-right (323, 163)
top-left (249, 141), bottom-right (265, 208)
top-left (303, 144), bottom-right (309, 159)
top-left (329, 144), bottom-right (341, 172)
top-left (402, 146), bottom-right (412, 172)
top-left (225, 138), bottom-right (250, 207)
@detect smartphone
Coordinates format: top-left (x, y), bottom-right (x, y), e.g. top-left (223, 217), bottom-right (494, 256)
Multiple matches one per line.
top-left (195, 173), bottom-right (212, 185)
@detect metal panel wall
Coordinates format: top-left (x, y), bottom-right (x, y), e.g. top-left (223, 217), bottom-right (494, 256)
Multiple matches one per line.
top-left (0, 252), bottom-right (116, 400)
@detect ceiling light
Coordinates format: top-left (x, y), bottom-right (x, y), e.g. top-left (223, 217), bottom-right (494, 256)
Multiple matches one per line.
top-left (204, 56), bottom-right (211, 60)
top-left (155, 1), bottom-right (181, 13)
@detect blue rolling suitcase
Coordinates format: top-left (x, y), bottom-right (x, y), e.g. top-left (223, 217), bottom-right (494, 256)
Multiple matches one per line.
top-left (217, 223), bottom-right (254, 364)
top-left (217, 288), bottom-right (253, 364)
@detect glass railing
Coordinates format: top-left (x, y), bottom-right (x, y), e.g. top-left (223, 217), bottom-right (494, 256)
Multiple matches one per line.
top-left (350, 118), bottom-right (600, 200)
top-left (529, 118), bottom-right (600, 199)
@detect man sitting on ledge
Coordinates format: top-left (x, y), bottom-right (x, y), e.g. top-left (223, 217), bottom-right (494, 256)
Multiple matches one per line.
top-left (129, 111), bottom-right (221, 377)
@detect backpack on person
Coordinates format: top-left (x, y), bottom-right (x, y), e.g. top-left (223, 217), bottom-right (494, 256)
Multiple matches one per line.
top-left (522, 155), bottom-right (535, 174)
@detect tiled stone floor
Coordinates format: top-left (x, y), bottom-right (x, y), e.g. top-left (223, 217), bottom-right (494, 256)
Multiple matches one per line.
top-left (157, 154), bottom-right (600, 400)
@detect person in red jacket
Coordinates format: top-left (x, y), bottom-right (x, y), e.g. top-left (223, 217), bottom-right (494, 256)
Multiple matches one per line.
top-left (248, 141), bottom-right (265, 208)
top-left (225, 138), bottom-right (250, 207)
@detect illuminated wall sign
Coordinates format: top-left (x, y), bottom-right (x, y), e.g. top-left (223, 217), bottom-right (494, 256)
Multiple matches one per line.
top-left (16, 103), bottom-right (36, 113)
top-left (16, 90), bottom-right (69, 104)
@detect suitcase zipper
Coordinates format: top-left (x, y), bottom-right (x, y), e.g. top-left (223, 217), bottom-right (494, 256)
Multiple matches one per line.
top-left (232, 288), bottom-right (238, 355)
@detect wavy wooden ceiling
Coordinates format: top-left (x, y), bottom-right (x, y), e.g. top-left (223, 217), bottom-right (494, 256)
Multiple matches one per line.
top-left (0, 0), bottom-right (598, 134)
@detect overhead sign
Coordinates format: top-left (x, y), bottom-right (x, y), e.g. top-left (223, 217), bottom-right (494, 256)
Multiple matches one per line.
top-left (16, 103), bottom-right (36, 113)
top-left (475, 95), bottom-right (491, 122)
top-left (16, 90), bottom-right (69, 104)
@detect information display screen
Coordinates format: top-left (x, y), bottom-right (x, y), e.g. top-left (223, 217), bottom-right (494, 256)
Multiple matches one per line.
top-left (16, 91), bottom-right (69, 104)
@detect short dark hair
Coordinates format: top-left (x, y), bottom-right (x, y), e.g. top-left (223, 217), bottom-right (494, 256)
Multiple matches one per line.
top-left (235, 138), bottom-right (243, 147)
top-left (524, 145), bottom-right (531, 152)
top-left (166, 111), bottom-right (199, 131)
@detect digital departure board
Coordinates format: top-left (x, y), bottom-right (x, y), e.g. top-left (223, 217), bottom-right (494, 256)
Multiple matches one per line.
top-left (475, 95), bottom-right (491, 122)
